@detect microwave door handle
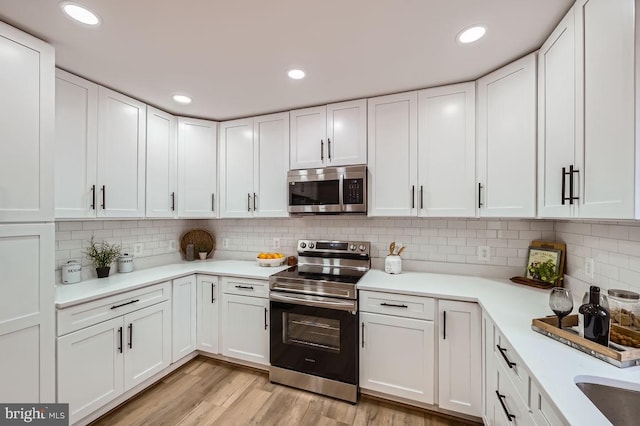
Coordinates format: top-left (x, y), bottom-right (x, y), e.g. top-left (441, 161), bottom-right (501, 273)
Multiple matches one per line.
top-left (339, 174), bottom-right (345, 211)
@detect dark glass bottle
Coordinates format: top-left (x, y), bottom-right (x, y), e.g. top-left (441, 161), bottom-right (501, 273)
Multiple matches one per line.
top-left (579, 286), bottom-right (611, 346)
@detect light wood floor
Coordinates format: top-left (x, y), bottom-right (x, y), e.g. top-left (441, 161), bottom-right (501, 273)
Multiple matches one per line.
top-left (91, 357), bottom-right (479, 426)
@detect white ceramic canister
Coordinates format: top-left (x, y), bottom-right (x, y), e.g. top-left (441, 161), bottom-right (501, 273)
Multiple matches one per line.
top-left (385, 255), bottom-right (402, 274)
top-left (62, 260), bottom-right (82, 284)
top-left (118, 253), bottom-right (134, 273)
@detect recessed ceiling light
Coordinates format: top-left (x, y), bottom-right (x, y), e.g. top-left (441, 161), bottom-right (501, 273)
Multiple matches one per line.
top-left (60, 2), bottom-right (100, 26)
top-left (457, 26), bottom-right (486, 44)
top-left (172, 94), bottom-right (192, 104)
top-left (288, 69), bottom-right (306, 80)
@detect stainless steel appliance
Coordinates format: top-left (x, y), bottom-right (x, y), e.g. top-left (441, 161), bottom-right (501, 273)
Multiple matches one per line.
top-left (269, 239), bottom-right (371, 403)
top-left (287, 165), bottom-right (367, 214)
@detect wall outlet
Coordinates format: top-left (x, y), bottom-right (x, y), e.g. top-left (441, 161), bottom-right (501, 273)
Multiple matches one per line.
top-left (478, 245), bottom-right (490, 262)
top-left (133, 243), bottom-right (143, 256)
top-left (222, 238), bottom-right (229, 249)
top-left (273, 238), bottom-right (281, 249)
top-left (585, 257), bottom-right (595, 279)
top-left (168, 240), bottom-right (177, 250)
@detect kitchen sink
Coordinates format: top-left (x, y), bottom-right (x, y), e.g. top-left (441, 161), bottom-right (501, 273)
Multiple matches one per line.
top-left (575, 376), bottom-right (640, 426)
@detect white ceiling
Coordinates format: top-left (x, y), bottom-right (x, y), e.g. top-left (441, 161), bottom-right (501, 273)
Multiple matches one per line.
top-left (0, 0), bottom-right (572, 121)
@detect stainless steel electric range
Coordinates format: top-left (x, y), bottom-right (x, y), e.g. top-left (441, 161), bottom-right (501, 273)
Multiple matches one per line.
top-left (269, 239), bottom-right (371, 403)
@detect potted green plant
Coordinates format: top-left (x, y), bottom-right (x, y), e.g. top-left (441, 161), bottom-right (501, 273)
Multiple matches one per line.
top-left (84, 237), bottom-right (122, 278)
top-left (198, 246), bottom-right (208, 260)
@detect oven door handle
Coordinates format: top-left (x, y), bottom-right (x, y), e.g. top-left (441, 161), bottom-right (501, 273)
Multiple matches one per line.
top-left (269, 292), bottom-right (357, 312)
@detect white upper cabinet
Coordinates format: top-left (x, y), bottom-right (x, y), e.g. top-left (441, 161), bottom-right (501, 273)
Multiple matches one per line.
top-left (146, 107), bottom-right (177, 218)
top-left (55, 69), bottom-right (99, 219)
top-left (290, 100), bottom-right (366, 169)
top-left (367, 92), bottom-right (418, 216)
top-left (538, 0), bottom-right (635, 219)
top-left (418, 83), bottom-right (476, 217)
top-left (477, 53), bottom-right (537, 218)
top-left (97, 87), bottom-right (147, 218)
top-left (0, 22), bottom-right (54, 222)
top-left (177, 117), bottom-right (218, 218)
top-left (220, 112), bottom-right (289, 218)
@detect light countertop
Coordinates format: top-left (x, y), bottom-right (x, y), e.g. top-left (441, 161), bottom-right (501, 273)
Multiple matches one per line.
top-left (358, 269), bottom-right (640, 426)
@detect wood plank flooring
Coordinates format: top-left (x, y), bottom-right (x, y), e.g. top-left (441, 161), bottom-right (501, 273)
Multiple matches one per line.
top-left (91, 357), bottom-right (479, 426)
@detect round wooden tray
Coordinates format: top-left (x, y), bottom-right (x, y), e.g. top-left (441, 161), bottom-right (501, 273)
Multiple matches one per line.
top-left (180, 229), bottom-right (215, 258)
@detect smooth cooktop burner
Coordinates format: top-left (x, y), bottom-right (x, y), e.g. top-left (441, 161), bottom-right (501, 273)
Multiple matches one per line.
top-left (272, 266), bottom-right (365, 285)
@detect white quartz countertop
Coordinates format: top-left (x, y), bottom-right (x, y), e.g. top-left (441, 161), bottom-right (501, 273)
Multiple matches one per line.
top-left (358, 269), bottom-right (640, 426)
top-left (55, 260), bottom-right (288, 308)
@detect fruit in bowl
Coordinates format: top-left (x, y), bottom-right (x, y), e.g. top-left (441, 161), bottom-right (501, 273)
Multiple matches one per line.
top-left (256, 252), bottom-right (286, 266)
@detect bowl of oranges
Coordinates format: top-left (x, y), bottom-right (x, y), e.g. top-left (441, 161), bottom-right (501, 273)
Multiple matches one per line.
top-left (256, 252), bottom-right (286, 267)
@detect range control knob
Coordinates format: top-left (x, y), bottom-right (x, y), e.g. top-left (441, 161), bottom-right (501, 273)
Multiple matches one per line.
top-left (300, 242), bottom-right (306, 249)
top-left (359, 244), bottom-right (366, 251)
top-left (349, 244), bottom-right (357, 251)
top-left (308, 242), bottom-right (315, 249)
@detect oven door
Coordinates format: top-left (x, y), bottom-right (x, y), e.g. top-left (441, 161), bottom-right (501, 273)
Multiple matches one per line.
top-left (269, 292), bottom-right (358, 385)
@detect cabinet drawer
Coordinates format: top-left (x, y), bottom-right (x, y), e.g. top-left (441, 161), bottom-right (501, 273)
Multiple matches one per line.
top-left (359, 290), bottom-right (435, 320)
top-left (493, 326), bottom-right (529, 404)
top-left (489, 360), bottom-right (534, 426)
top-left (222, 277), bottom-right (269, 298)
top-left (530, 380), bottom-right (564, 426)
top-left (57, 282), bottom-right (171, 336)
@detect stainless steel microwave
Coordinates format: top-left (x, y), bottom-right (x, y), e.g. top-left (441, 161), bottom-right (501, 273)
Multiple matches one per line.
top-left (287, 165), bottom-right (367, 214)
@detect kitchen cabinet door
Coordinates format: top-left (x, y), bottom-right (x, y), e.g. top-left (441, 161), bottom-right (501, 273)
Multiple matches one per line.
top-left (438, 300), bottom-right (481, 417)
top-left (575, 0), bottom-right (635, 219)
top-left (146, 107), bottom-right (177, 218)
top-left (55, 69), bottom-right (99, 219)
top-left (360, 312), bottom-right (434, 404)
top-left (418, 83), bottom-right (476, 217)
top-left (0, 22), bottom-right (54, 222)
top-left (57, 317), bottom-right (124, 424)
top-left (97, 87), bottom-right (146, 218)
top-left (477, 53), bottom-right (537, 218)
top-left (326, 99), bottom-right (367, 167)
top-left (177, 117), bottom-right (218, 218)
top-left (290, 106), bottom-right (326, 169)
top-left (123, 301), bottom-right (171, 390)
top-left (255, 112), bottom-right (289, 217)
top-left (197, 275), bottom-right (219, 354)
top-left (367, 91), bottom-right (418, 216)
top-left (0, 224), bottom-right (55, 403)
top-left (537, 7), bottom-right (577, 219)
top-left (221, 293), bottom-right (269, 366)
top-left (219, 118), bottom-right (255, 217)
top-left (172, 275), bottom-right (196, 362)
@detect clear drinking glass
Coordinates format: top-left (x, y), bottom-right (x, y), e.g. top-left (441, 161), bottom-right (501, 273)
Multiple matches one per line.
top-left (549, 287), bottom-right (573, 329)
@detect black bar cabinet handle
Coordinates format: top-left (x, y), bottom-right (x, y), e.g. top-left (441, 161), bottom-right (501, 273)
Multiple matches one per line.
top-left (478, 183), bottom-right (483, 208)
top-left (101, 185), bottom-right (106, 209)
top-left (443, 311), bottom-right (447, 340)
top-left (420, 185), bottom-right (424, 209)
top-left (211, 283), bottom-right (215, 303)
top-left (128, 323), bottom-right (133, 349)
top-left (235, 285), bottom-right (254, 290)
top-left (380, 302), bottom-right (408, 308)
top-left (411, 185), bottom-right (415, 208)
top-left (90, 185), bottom-right (96, 209)
top-left (111, 299), bottom-right (139, 310)
top-left (248, 193), bottom-right (251, 212)
top-left (561, 167), bottom-right (567, 205)
top-left (211, 193), bottom-right (215, 212)
top-left (496, 391), bottom-right (516, 421)
top-left (264, 307), bottom-right (268, 330)
top-left (361, 323), bottom-right (365, 348)
top-left (497, 344), bottom-right (517, 368)
top-left (253, 193), bottom-right (257, 211)
top-left (570, 164), bottom-right (580, 204)
top-left (320, 140), bottom-right (324, 162)
top-left (328, 138), bottom-right (331, 161)
top-left (171, 192), bottom-right (175, 211)
top-left (118, 326), bottom-right (123, 353)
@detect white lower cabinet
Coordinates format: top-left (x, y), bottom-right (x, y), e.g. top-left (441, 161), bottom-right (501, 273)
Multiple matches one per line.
top-left (438, 300), bottom-right (481, 416)
top-left (57, 300), bottom-right (170, 424)
top-left (172, 275), bottom-right (197, 362)
top-left (360, 311), bottom-right (435, 404)
top-left (197, 275), bottom-right (219, 354)
top-left (220, 277), bottom-right (269, 366)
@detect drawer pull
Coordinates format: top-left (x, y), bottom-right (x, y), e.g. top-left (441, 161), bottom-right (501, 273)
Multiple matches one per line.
top-left (380, 302), bottom-right (408, 308)
top-left (496, 391), bottom-right (516, 421)
top-left (111, 299), bottom-right (140, 310)
top-left (235, 285), bottom-right (254, 290)
top-left (497, 344), bottom-right (517, 368)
